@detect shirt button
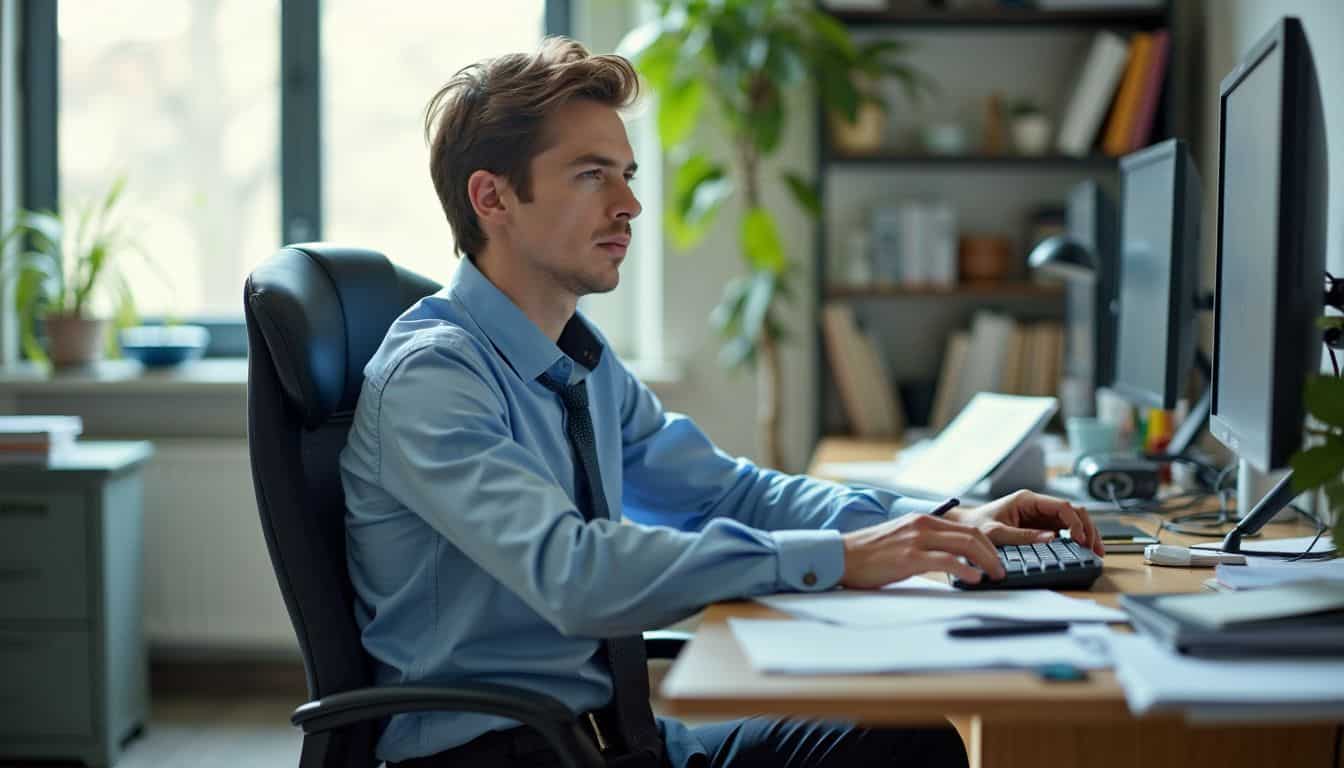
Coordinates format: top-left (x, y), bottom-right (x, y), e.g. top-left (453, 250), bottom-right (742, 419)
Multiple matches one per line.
top-left (802, 571), bottom-right (818, 587)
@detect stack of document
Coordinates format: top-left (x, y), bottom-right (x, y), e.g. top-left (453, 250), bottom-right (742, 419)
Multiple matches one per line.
top-left (1105, 631), bottom-right (1344, 721)
top-left (729, 619), bottom-right (1112, 675)
top-left (735, 577), bottom-right (1125, 675)
top-left (756, 576), bottom-right (1126, 627)
top-left (1213, 558), bottom-right (1344, 591)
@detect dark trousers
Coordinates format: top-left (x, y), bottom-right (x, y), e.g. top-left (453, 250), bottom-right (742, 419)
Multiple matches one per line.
top-left (684, 717), bottom-right (968, 768)
top-left (392, 717), bottom-right (968, 768)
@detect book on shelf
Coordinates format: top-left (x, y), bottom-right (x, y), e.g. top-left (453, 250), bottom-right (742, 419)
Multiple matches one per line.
top-left (868, 201), bottom-right (958, 289)
top-left (929, 316), bottom-right (1065, 432)
top-left (1127, 28), bottom-right (1170, 152)
top-left (1056, 30), bottom-right (1130, 156)
top-left (821, 303), bottom-right (904, 439)
top-left (1101, 31), bottom-right (1152, 156)
top-left (0, 415), bottom-right (82, 463)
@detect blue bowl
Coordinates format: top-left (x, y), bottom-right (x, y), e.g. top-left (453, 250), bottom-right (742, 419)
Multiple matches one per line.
top-left (119, 325), bottom-right (211, 367)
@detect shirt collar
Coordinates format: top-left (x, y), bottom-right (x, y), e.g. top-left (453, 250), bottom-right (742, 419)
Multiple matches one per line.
top-left (449, 257), bottom-right (604, 383)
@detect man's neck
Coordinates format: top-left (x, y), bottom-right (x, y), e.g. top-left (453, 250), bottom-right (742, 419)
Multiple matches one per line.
top-left (472, 249), bottom-right (576, 342)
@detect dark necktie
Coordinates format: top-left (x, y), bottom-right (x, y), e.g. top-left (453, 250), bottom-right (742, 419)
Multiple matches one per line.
top-left (538, 374), bottom-right (663, 759)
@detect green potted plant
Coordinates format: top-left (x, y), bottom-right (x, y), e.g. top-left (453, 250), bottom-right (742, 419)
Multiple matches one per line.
top-left (618, 0), bottom-right (929, 468)
top-left (0, 176), bottom-right (140, 367)
top-left (1286, 335), bottom-right (1344, 552)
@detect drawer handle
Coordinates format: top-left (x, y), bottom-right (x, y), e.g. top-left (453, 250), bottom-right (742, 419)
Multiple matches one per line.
top-left (0, 502), bottom-right (48, 518)
top-left (0, 564), bottom-right (40, 582)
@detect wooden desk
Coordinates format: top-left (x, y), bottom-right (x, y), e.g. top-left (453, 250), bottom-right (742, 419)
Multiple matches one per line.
top-left (660, 438), bottom-right (1340, 768)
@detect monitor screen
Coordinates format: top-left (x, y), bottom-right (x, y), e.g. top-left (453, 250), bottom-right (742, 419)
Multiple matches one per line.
top-left (1214, 51), bottom-right (1281, 463)
top-left (1209, 18), bottom-right (1327, 471)
top-left (1111, 140), bottom-right (1199, 410)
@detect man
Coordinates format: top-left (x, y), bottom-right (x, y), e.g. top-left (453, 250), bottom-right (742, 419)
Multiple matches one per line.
top-left (340, 38), bottom-right (1103, 768)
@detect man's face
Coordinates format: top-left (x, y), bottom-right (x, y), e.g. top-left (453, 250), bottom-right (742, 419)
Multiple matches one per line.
top-left (498, 99), bottom-right (642, 298)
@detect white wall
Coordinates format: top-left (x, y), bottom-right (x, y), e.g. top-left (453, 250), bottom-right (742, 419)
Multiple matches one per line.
top-left (0, 0), bottom-right (18, 365)
top-left (1199, 1), bottom-right (1344, 316)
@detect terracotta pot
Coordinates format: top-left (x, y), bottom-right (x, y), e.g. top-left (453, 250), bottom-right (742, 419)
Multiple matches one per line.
top-left (958, 235), bottom-right (1018, 282)
top-left (43, 313), bottom-right (108, 367)
top-left (829, 103), bottom-right (887, 155)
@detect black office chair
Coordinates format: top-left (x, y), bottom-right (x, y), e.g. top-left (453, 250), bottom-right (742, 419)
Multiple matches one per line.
top-left (244, 245), bottom-right (686, 768)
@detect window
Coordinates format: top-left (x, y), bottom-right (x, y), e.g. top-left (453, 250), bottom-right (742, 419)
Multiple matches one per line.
top-left (26, 1), bottom-right (665, 365)
top-left (321, 0), bottom-right (545, 286)
top-left (58, 1), bottom-right (280, 319)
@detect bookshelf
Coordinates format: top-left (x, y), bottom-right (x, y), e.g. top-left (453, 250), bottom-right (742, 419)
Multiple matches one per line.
top-left (813, 2), bottom-right (1182, 440)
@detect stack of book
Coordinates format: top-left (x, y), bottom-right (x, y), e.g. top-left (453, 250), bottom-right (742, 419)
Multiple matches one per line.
top-left (0, 415), bottom-right (83, 463)
top-left (821, 304), bottom-right (904, 439)
top-left (1057, 28), bottom-right (1171, 157)
top-left (869, 201), bottom-right (958, 288)
top-left (929, 312), bottom-right (1065, 431)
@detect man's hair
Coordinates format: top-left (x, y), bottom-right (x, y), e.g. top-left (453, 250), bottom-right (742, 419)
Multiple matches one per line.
top-left (424, 37), bottom-right (640, 259)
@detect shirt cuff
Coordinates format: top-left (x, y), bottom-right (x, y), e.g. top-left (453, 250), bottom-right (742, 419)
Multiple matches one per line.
top-left (890, 496), bottom-right (945, 517)
top-left (770, 529), bottom-right (844, 592)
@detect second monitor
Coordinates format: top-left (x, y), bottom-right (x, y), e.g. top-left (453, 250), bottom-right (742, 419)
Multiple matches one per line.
top-left (1111, 138), bottom-right (1202, 412)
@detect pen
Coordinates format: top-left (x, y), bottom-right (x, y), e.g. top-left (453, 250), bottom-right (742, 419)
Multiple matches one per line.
top-left (946, 621), bottom-right (1070, 638)
top-left (930, 498), bottom-right (961, 517)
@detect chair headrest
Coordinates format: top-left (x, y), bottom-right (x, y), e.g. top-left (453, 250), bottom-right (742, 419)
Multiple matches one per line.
top-left (245, 245), bottom-right (441, 428)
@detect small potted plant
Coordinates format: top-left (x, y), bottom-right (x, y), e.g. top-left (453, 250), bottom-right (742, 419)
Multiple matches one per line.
top-left (0, 177), bottom-right (141, 367)
top-left (1008, 98), bottom-right (1052, 156)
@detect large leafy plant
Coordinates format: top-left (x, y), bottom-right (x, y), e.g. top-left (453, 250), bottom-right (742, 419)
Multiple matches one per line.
top-left (1287, 334), bottom-right (1344, 551)
top-left (618, 0), bottom-right (928, 468)
top-left (0, 177), bottom-right (141, 363)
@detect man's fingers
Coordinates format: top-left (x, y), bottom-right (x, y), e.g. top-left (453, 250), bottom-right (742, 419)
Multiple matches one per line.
top-left (918, 531), bottom-right (1004, 578)
top-left (920, 552), bottom-right (985, 585)
top-left (987, 523), bottom-right (1054, 546)
top-left (1048, 503), bottom-right (1091, 548)
top-left (1076, 504), bottom-right (1104, 556)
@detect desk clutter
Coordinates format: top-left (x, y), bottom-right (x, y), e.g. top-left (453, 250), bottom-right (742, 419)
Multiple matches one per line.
top-left (739, 574), bottom-right (1344, 722)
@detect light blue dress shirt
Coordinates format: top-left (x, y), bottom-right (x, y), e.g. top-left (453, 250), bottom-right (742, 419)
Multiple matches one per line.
top-left (339, 257), bottom-right (937, 762)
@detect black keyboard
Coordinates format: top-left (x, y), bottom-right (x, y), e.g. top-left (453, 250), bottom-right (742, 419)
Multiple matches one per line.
top-left (951, 539), bottom-right (1103, 591)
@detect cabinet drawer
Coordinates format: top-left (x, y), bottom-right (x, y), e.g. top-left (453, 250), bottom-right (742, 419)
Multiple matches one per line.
top-left (0, 628), bottom-right (93, 739)
top-left (0, 494), bottom-right (88, 620)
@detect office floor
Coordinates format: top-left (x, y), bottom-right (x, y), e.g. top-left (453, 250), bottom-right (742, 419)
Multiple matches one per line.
top-left (0, 661), bottom-right (689, 768)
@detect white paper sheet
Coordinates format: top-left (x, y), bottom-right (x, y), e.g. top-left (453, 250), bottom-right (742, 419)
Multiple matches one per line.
top-left (728, 618), bottom-right (1112, 675)
top-left (755, 576), bottom-right (1126, 627)
top-left (1191, 535), bottom-right (1337, 556)
top-left (1103, 631), bottom-right (1344, 717)
top-left (1214, 558), bottom-right (1344, 590)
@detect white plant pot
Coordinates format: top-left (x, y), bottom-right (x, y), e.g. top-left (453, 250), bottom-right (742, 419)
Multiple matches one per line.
top-left (1011, 114), bottom-right (1053, 156)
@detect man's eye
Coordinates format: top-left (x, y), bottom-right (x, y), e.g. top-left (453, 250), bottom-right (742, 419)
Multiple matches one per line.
top-left (580, 169), bottom-right (603, 180)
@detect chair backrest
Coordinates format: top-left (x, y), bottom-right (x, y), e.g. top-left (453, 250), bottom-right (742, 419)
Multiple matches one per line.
top-left (244, 245), bottom-right (440, 764)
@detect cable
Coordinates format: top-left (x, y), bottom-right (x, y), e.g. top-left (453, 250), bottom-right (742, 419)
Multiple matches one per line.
top-left (1330, 346), bottom-right (1341, 377)
top-left (1286, 525), bottom-right (1328, 562)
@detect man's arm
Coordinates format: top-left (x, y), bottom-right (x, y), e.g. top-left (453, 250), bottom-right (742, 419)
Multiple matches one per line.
top-left (616, 357), bottom-right (939, 534)
top-left (373, 331), bottom-right (843, 638)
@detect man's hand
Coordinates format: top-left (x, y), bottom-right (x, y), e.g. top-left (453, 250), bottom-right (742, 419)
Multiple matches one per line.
top-left (840, 513), bottom-right (1007, 589)
top-left (946, 489), bottom-right (1104, 556)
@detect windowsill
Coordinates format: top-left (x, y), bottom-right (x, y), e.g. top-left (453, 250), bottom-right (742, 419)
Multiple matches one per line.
top-left (0, 355), bottom-right (688, 395)
top-left (0, 359), bottom-right (249, 396)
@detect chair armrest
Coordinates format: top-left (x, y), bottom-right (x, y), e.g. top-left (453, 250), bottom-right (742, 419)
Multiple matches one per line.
top-left (643, 629), bottom-right (691, 659)
top-left (291, 682), bottom-right (603, 768)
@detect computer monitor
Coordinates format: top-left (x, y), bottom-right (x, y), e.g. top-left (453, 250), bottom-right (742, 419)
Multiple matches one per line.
top-left (1111, 139), bottom-right (1201, 410)
top-left (1210, 18), bottom-right (1328, 550)
top-left (1061, 181), bottom-right (1118, 412)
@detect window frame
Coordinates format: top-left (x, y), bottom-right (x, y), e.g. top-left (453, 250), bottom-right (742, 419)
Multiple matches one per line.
top-left (17, 0), bottom-right (572, 359)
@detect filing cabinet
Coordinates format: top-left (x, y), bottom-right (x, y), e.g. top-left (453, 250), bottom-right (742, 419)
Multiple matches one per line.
top-left (0, 441), bottom-right (153, 767)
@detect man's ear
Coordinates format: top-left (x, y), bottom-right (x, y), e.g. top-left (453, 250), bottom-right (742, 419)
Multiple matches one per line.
top-left (467, 170), bottom-right (510, 227)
